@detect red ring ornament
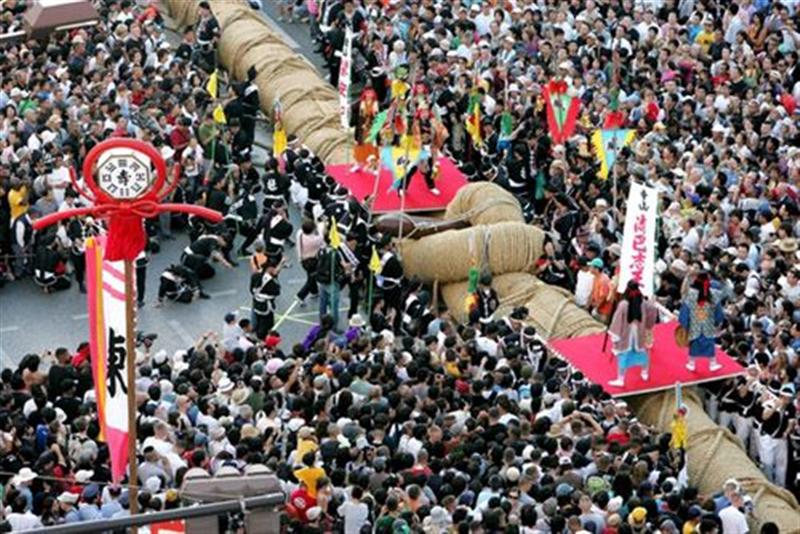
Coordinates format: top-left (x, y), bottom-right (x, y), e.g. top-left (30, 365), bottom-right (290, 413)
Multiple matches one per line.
top-left (33, 138), bottom-right (223, 261)
top-left (82, 138), bottom-right (168, 204)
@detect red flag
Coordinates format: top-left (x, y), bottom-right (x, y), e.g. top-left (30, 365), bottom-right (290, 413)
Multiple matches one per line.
top-left (543, 80), bottom-right (580, 144)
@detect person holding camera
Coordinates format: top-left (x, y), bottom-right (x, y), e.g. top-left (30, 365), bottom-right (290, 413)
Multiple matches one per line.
top-left (757, 383), bottom-right (796, 487)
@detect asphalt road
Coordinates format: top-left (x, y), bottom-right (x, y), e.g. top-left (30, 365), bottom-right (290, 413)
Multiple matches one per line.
top-left (0, 199), bottom-right (352, 368)
top-left (0, 9), bottom-right (341, 368)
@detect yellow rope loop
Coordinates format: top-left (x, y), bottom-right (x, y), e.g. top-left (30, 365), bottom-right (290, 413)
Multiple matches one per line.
top-left (444, 183), bottom-right (524, 225)
top-left (691, 428), bottom-right (725, 484)
top-left (547, 299), bottom-right (571, 337)
top-left (482, 226), bottom-right (492, 273)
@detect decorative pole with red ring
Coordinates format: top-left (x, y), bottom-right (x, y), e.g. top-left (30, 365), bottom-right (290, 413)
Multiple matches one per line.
top-left (33, 138), bottom-right (223, 522)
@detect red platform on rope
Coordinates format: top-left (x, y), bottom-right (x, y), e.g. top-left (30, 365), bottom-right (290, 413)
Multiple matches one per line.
top-left (548, 321), bottom-right (745, 398)
top-left (326, 156), bottom-right (468, 213)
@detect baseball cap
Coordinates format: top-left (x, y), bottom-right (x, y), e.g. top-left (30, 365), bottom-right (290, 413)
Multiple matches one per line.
top-left (555, 482), bottom-right (574, 497)
top-left (630, 507), bottom-right (647, 525)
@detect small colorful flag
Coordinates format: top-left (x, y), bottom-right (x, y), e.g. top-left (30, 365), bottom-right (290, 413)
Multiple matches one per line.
top-left (590, 128), bottom-right (636, 179)
top-left (367, 110), bottom-right (388, 144)
top-left (369, 246), bottom-right (382, 273)
top-left (381, 146), bottom-right (407, 191)
top-left (328, 217), bottom-right (341, 249)
top-left (391, 80), bottom-right (409, 100)
top-left (464, 292), bottom-right (478, 315)
top-left (543, 80), bottom-right (580, 144)
top-left (467, 266), bottom-right (480, 293)
top-left (465, 93), bottom-right (482, 147)
top-left (213, 104), bottom-right (226, 124)
top-left (273, 98), bottom-right (287, 159)
top-left (206, 69), bottom-right (219, 99)
top-left (603, 87), bottom-right (626, 129)
top-left (497, 111), bottom-right (513, 151)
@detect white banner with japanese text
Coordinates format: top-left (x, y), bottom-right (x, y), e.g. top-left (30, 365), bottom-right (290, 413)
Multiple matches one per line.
top-left (338, 26), bottom-right (353, 130)
top-left (618, 182), bottom-right (658, 297)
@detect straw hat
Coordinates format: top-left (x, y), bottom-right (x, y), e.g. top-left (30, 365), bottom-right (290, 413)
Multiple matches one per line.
top-left (776, 237), bottom-right (798, 253)
top-left (348, 314), bottom-right (366, 328)
top-left (12, 468), bottom-right (38, 485)
top-left (231, 387), bottom-right (249, 406)
top-left (74, 469), bottom-right (94, 484)
top-left (58, 492), bottom-right (79, 505)
top-left (217, 376), bottom-right (234, 393)
top-left (240, 424), bottom-right (260, 440)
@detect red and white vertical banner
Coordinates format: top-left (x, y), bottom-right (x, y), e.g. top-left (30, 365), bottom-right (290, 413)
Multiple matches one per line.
top-left (618, 182), bottom-right (659, 297)
top-left (86, 236), bottom-right (132, 483)
top-left (338, 26), bottom-right (354, 130)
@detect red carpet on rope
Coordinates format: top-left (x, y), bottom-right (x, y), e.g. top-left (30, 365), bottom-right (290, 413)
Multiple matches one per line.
top-left (326, 156), bottom-right (468, 213)
top-left (549, 321), bottom-right (745, 398)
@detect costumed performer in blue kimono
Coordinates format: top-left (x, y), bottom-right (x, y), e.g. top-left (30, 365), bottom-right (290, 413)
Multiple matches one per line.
top-left (608, 281), bottom-right (658, 387)
top-left (679, 271), bottom-right (724, 372)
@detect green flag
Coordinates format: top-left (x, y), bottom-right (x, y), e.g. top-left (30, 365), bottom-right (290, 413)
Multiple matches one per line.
top-left (609, 88), bottom-right (620, 111)
top-left (467, 266), bottom-right (480, 293)
top-left (500, 112), bottom-right (513, 137)
top-left (367, 110), bottom-right (388, 143)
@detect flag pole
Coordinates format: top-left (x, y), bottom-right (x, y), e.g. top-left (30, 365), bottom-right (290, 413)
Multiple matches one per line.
top-left (397, 68), bottom-right (415, 247)
top-left (329, 218), bottom-right (339, 330)
top-left (610, 53), bottom-right (621, 215)
top-left (330, 246), bottom-right (337, 329)
top-left (612, 137), bottom-right (619, 215)
top-left (368, 133), bottom-right (382, 215)
top-left (366, 270), bottom-right (374, 317)
top-left (124, 259), bottom-right (139, 529)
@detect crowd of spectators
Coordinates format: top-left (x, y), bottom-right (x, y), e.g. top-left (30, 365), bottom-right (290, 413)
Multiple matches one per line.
top-left (0, 0), bottom-right (799, 533)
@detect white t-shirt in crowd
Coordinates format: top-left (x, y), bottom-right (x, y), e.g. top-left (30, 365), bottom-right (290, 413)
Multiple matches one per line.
top-left (719, 504), bottom-right (748, 534)
top-left (337, 499), bottom-right (369, 534)
top-left (575, 270), bottom-right (594, 307)
top-left (7, 511), bottom-right (43, 531)
top-left (47, 165), bottom-right (72, 205)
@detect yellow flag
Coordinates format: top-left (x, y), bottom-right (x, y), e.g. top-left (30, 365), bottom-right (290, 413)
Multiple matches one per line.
top-left (273, 98), bottom-right (287, 157)
top-left (670, 413), bottom-right (688, 450)
top-left (369, 246), bottom-right (381, 273)
top-left (206, 69), bottom-right (218, 99)
top-left (328, 217), bottom-right (341, 249)
top-left (273, 128), bottom-right (287, 158)
top-left (213, 104), bottom-right (226, 124)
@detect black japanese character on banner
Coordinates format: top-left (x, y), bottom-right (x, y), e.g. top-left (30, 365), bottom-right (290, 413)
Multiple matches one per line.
top-left (638, 189), bottom-right (649, 212)
top-left (107, 327), bottom-right (128, 397)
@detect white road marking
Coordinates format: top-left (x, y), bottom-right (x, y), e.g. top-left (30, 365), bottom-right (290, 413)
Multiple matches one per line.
top-left (291, 305), bottom-right (349, 318)
top-left (273, 299), bottom-right (301, 330)
top-left (279, 315), bottom-right (316, 326)
top-left (285, 278), bottom-right (306, 285)
top-left (208, 289), bottom-right (238, 298)
top-left (72, 313), bottom-right (89, 321)
top-left (168, 320), bottom-right (196, 346)
top-left (0, 325), bottom-right (21, 333)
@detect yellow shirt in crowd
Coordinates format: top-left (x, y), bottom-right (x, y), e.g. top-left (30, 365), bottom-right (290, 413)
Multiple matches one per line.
top-left (9, 186), bottom-right (28, 221)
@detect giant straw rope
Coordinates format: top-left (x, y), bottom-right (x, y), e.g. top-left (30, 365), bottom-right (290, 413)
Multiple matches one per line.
top-left (429, 185), bottom-right (800, 533)
top-left (163, 0), bottom-right (351, 164)
top-left (162, 3), bottom-right (800, 530)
